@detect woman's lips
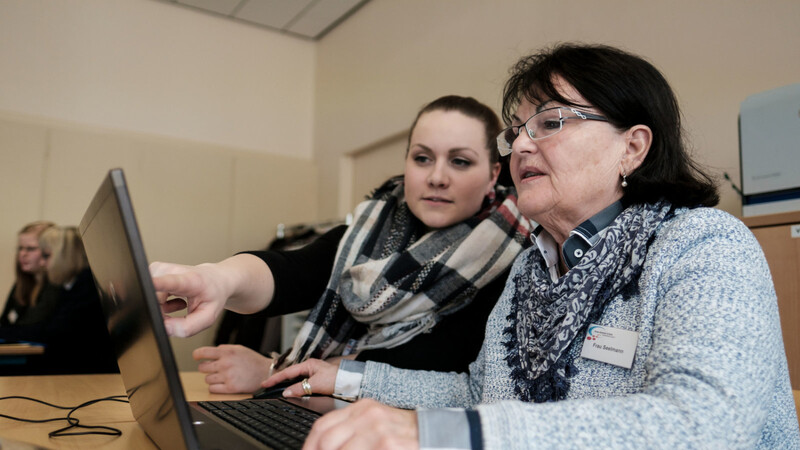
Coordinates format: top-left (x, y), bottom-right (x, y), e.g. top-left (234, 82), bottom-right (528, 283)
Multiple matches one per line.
top-left (422, 196), bottom-right (453, 204)
top-left (519, 168), bottom-right (545, 180)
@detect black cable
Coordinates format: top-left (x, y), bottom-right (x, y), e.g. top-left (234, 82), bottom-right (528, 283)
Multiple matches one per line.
top-left (0, 394), bottom-right (130, 438)
top-left (50, 395), bottom-right (130, 437)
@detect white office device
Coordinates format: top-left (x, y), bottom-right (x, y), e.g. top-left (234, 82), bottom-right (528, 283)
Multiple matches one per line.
top-left (739, 83), bottom-right (800, 217)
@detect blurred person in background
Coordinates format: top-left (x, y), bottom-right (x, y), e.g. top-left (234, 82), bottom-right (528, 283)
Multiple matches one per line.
top-left (1, 226), bottom-right (117, 374)
top-left (2, 221), bottom-right (56, 327)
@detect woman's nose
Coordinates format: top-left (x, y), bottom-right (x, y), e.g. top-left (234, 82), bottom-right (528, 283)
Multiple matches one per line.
top-left (427, 162), bottom-right (449, 187)
top-left (512, 130), bottom-right (537, 154)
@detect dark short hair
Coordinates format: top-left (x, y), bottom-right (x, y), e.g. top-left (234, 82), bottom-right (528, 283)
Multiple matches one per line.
top-left (502, 43), bottom-right (718, 207)
top-left (408, 95), bottom-right (502, 165)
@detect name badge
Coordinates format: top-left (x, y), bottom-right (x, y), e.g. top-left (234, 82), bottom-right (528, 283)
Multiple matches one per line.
top-left (580, 323), bottom-right (639, 369)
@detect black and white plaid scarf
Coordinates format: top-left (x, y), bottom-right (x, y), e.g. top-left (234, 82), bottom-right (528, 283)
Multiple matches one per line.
top-left (277, 177), bottom-right (532, 368)
top-left (504, 200), bottom-right (674, 402)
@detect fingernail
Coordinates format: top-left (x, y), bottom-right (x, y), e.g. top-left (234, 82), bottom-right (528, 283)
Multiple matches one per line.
top-left (164, 323), bottom-right (174, 336)
top-left (172, 323), bottom-right (186, 338)
top-left (282, 389), bottom-right (291, 397)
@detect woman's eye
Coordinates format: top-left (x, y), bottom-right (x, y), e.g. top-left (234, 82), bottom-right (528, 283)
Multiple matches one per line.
top-left (452, 158), bottom-right (472, 168)
top-left (413, 154), bottom-right (431, 164)
top-left (542, 119), bottom-right (561, 130)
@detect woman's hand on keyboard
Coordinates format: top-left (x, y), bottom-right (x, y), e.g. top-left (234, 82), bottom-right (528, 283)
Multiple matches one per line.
top-left (194, 344), bottom-right (273, 394)
top-left (304, 399), bottom-right (419, 450)
top-left (263, 358), bottom-right (338, 398)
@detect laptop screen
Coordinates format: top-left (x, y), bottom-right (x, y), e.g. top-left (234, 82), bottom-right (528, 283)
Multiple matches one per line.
top-left (79, 169), bottom-right (199, 450)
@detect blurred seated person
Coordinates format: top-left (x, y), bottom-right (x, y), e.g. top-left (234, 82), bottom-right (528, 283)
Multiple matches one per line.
top-left (150, 95), bottom-right (533, 394)
top-left (0, 226), bottom-right (118, 374)
top-left (2, 220), bottom-right (56, 327)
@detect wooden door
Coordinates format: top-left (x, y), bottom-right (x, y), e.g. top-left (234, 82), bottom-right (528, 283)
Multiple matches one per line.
top-left (745, 211), bottom-right (800, 389)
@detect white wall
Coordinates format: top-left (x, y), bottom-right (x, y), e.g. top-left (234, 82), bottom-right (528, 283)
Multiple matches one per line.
top-left (314, 0), bottom-right (800, 219)
top-left (0, 0), bottom-right (315, 158)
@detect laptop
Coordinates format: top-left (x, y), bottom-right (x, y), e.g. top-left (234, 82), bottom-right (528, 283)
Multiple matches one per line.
top-left (79, 168), bottom-right (346, 450)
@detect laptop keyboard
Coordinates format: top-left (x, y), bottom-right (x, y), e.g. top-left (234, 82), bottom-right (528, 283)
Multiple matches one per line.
top-left (198, 399), bottom-right (319, 449)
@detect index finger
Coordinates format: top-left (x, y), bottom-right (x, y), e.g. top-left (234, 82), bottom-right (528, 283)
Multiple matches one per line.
top-left (193, 346), bottom-right (221, 361)
top-left (151, 272), bottom-right (195, 303)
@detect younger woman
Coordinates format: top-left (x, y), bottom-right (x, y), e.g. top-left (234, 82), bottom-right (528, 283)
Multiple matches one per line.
top-left (150, 95), bottom-right (532, 394)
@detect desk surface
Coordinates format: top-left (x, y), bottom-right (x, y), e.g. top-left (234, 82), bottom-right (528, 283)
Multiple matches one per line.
top-left (3, 373), bottom-right (799, 449)
top-left (0, 372), bottom-right (248, 449)
top-left (0, 342), bottom-right (45, 355)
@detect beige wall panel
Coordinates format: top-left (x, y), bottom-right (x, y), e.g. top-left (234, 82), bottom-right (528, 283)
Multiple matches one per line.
top-left (135, 143), bottom-right (234, 266)
top-left (230, 153), bottom-right (319, 254)
top-left (349, 133), bottom-right (407, 211)
top-left (44, 126), bottom-right (235, 264)
top-left (42, 128), bottom-right (142, 226)
top-left (0, 119), bottom-right (48, 311)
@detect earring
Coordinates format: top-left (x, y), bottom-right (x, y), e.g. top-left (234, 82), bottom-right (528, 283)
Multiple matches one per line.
top-left (621, 171), bottom-right (628, 188)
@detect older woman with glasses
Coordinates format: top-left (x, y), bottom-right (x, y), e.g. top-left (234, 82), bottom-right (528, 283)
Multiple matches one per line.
top-left (266, 43), bottom-right (799, 449)
top-left (149, 95), bottom-right (532, 395)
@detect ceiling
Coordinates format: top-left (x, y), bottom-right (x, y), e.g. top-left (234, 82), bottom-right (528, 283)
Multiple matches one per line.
top-left (157, 0), bottom-right (371, 40)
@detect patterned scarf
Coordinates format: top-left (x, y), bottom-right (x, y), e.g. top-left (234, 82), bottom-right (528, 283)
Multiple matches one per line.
top-left (276, 177), bottom-right (532, 368)
top-left (504, 200), bottom-right (674, 402)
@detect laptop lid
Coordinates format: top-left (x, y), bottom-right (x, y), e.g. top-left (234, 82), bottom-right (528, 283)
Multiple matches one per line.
top-left (80, 169), bottom-right (344, 450)
top-left (79, 168), bottom-right (201, 450)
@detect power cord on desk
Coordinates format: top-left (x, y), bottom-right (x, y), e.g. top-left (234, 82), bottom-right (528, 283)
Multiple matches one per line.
top-left (0, 395), bottom-right (130, 438)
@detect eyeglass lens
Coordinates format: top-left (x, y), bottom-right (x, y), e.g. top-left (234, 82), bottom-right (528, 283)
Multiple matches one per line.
top-left (513, 108), bottom-right (565, 143)
top-left (498, 108), bottom-right (566, 155)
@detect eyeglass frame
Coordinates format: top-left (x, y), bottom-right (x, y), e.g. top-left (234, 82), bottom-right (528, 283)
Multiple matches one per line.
top-left (496, 106), bottom-right (609, 156)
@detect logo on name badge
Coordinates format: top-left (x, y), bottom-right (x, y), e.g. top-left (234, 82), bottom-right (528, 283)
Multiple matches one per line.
top-left (580, 324), bottom-right (639, 369)
top-left (585, 325), bottom-right (614, 341)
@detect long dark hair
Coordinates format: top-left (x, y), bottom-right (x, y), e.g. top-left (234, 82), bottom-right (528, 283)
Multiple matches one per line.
top-left (502, 43), bottom-right (718, 207)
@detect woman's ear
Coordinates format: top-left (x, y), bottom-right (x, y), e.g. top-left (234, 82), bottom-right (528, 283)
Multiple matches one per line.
top-left (623, 125), bottom-right (652, 172)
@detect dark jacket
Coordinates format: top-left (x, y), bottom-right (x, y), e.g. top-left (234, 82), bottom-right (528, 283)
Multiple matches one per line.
top-left (0, 268), bottom-right (118, 375)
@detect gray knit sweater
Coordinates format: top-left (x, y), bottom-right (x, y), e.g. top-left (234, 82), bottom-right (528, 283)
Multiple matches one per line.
top-left (356, 207), bottom-right (800, 449)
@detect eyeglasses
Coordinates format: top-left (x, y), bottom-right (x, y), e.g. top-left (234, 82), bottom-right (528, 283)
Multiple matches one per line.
top-left (496, 106), bottom-right (609, 156)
